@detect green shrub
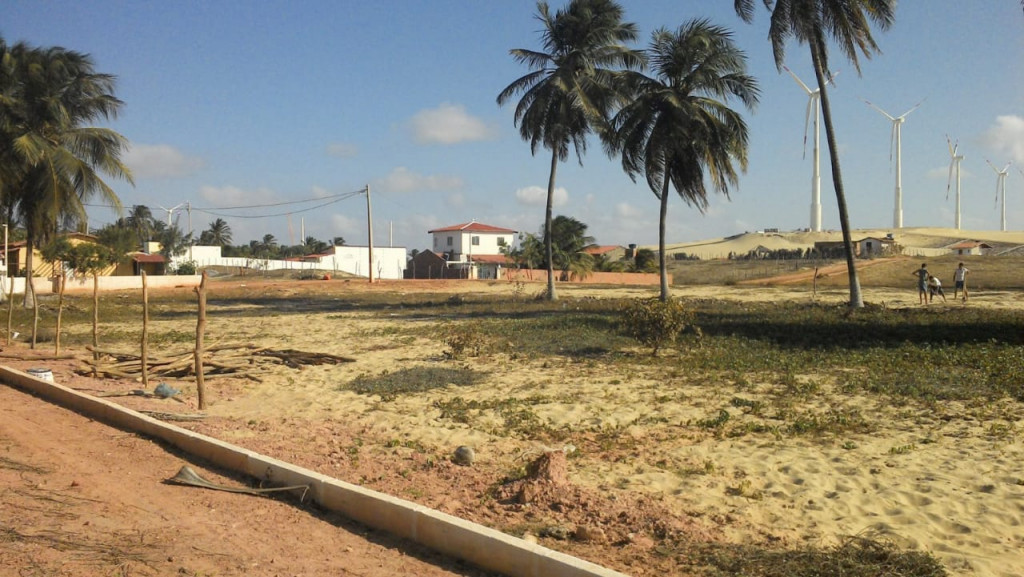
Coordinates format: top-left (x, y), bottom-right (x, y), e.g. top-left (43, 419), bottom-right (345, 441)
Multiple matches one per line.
top-left (619, 298), bottom-right (695, 355)
top-left (174, 260), bottom-right (198, 275)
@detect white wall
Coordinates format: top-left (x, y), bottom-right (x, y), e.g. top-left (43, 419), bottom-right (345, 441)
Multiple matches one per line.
top-left (171, 245), bottom-right (407, 280)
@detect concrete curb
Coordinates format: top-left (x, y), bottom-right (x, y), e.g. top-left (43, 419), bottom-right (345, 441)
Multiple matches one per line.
top-left (0, 365), bottom-right (629, 577)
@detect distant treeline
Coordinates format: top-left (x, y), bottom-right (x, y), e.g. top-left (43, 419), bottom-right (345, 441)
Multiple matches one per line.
top-left (674, 244), bottom-right (900, 261)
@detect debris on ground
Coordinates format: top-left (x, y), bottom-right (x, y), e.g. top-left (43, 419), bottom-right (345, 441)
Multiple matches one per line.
top-left (78, 343), bottom-right (355, 381)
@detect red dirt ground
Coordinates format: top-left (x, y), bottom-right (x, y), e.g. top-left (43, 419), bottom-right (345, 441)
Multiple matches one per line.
top-left (0, 379), bottom-right (497, 577)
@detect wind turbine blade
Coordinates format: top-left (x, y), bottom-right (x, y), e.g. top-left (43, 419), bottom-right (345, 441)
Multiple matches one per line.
top-left (946, 135), bottom-right (955, 158)
top-left (783, 65), bottom-right (813, 94)
top-left (889, 123), bottom-right (897, 166)
top-left (862, 98), bottom-right (896, 120)
top-left (987, 159), bottom-right (1000, 173)
top-left (946, 161), bottom-right (954, 201)
top-left (801, 97), bottom-right (813, 159)
top-left (898, 97), bottom-right (927, 119)
top-left (824, 69), bottom-right (840, 87)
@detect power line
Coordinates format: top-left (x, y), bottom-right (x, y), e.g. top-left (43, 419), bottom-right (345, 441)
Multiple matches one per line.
top-left (193, 195), bottom-right (354, 219)
top-left (84, 187), bottom-right (368, 221)
top-left (191, 187), bottom-right (366, 211)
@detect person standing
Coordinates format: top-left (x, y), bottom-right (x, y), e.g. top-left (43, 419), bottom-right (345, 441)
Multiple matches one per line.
top-left (913, 263), bottom-right (930, 305)
top-left (953, 262), bottom-right (970, 302)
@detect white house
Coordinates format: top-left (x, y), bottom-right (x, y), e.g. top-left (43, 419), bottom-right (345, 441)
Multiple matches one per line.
top-left (428, 221), bottom-right (517, 279)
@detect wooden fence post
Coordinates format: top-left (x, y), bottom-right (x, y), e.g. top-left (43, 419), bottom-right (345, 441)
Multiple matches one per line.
top-left (141, 271), bottom-right (149, 388)
top-left (194, 271), bottom-right (208, 409)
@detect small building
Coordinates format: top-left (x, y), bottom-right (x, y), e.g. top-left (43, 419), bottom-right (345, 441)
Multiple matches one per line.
top-left (947, 241), bottom-right (992, 256)
top-left (406, 250), bottom-right (478, 279)
top-left (857, 236), bottom-right (898, 257)
top-left (115, 252), bottom-right (167, 276)
top-left (6, 233), bottom-right (120, 278)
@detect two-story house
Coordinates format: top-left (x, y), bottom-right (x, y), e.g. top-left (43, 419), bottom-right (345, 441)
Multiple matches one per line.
top-left (419, 221), bottom-right (517, 279)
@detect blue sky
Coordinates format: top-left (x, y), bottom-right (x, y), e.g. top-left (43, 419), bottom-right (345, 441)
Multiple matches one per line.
top-left (5, 1), bottom-right (1024, 251)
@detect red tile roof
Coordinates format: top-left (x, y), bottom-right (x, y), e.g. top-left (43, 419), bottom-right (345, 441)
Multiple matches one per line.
top-left (584, 245), bottom-right (622, 255)
top-left (428, 222), bottom-right (517, 234)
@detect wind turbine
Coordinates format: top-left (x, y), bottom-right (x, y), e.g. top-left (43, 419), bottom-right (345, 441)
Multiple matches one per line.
top-left (862, 98), bottom-right (925, 229)
top-left (783, 65), bottom-right (836, 233)
top-left (945, 136), bottom-right (964, 230)
top-left (987, 160), bottom-right (1011, 231)
top-left (159, 202), bottom-right (186, 227)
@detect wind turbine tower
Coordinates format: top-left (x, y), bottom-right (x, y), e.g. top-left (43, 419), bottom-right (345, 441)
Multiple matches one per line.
top-left (863, 99), bottom-right (924, 228)
top-left (784, 66), bottom-right (835, 233)
top-left (987, 160), bottom-right (1011, 231)
top-left (945, 136), bottom-right (964, 230)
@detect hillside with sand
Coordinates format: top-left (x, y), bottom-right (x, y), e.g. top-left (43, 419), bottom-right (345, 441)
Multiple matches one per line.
top-left (658, 227), bottom-right (1024, 260)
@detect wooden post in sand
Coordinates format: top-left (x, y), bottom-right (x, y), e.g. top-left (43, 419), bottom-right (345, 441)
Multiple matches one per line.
top-left (194, 271), bottom-right (208, 409)
top-left (813, 266), bottom-right (819, 299)
top-left (5, 277), bottom-right (12, 346)
top-left (141, 271), bottom-right (149, 388)
top-left (55, 274), bottom-right (65, 355)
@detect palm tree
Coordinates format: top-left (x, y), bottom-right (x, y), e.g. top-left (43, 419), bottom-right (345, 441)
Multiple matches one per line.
top-left (202, 218), bottom-right (232, 246)
top-left (0, 40), bottom-right (132, 308)
top-left (497, 0), bottom-right (642, 301)
top-left (549, 215), bottom-right (596, 280)
top-left (126, 205), bottom-right (155, 249)
top-left (606, 20), bottom-right (759, 301)
top-left (734, 0), bottom-right (896, 308)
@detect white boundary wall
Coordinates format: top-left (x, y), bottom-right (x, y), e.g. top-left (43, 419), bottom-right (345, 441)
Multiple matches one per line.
top-left (173, 245), bottom-right (407, 280)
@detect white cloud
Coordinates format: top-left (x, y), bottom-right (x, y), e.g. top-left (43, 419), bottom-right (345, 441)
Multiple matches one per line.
top-left (409, 103), bottom-right (496, 145)
top-left (124, 143), bottom-right (204, 179)
top-left (615, 202), bottom-right (643, 219)
top-left (447, 192), bottom-right (466, 208)
top-left (980, 115), bottom-right (1024, 164)
top-left (198, 185), bottom-right (277, 206)
top-left (326, 142), bottom-right (358, 158)
top-left (515, 185), bottom-right (568, 207)
top-left (330, 213), bottom-right (362, 238)
top-left (372, 167), bottom-right (463, 193)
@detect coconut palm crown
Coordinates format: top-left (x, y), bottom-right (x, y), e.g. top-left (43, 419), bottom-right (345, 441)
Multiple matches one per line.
top-left (497, 0), bottom-right (643, 300)
top-left (606, 20), bottom-right (759, 301)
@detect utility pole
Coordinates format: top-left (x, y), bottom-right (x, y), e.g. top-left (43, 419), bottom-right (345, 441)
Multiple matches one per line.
top-left (187, 201), bottom-right (193, 261)
top-left (365, 185), bottom-right (374, 283)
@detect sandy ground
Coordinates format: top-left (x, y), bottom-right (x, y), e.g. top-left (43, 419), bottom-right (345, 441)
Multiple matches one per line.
top-left (2, 232), bottom-right (1024, 576)
top-left (0, 382), bottom-right (495, 577)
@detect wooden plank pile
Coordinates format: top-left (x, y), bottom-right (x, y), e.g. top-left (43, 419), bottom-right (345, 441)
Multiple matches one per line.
top-left (78, 343), bottom-right (355, 382)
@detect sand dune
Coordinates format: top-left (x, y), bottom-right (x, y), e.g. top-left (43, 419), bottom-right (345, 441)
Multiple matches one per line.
top-left (658, 227), bottom-right (1024, 260)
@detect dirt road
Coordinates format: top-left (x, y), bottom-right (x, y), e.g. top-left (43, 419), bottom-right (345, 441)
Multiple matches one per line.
top-left (0, 383), bottom-right (494, 577)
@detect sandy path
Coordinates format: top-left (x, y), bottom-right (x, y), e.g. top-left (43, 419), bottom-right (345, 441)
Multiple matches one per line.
top-left (0, 383), bottom-right (495, 577)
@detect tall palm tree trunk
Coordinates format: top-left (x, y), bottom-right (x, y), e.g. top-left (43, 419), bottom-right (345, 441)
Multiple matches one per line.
top-left (658, 178), bottom-right (671, 302)
top-left (811, 39), bottom-right (863, 308)
top-left (544, 149), bottom-right (559, 301)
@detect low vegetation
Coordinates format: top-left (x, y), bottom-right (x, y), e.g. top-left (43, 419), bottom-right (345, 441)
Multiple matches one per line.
top-left (11, 266), bottom-right (1023, 576)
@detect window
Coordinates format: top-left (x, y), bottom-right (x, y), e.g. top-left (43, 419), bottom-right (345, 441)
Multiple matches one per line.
top-left (447, 236), bottom-right (453, 246)
top-left (497, 237), bottom-right (507, 247)
top-left (471, 236), bottom-right (480, 246)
